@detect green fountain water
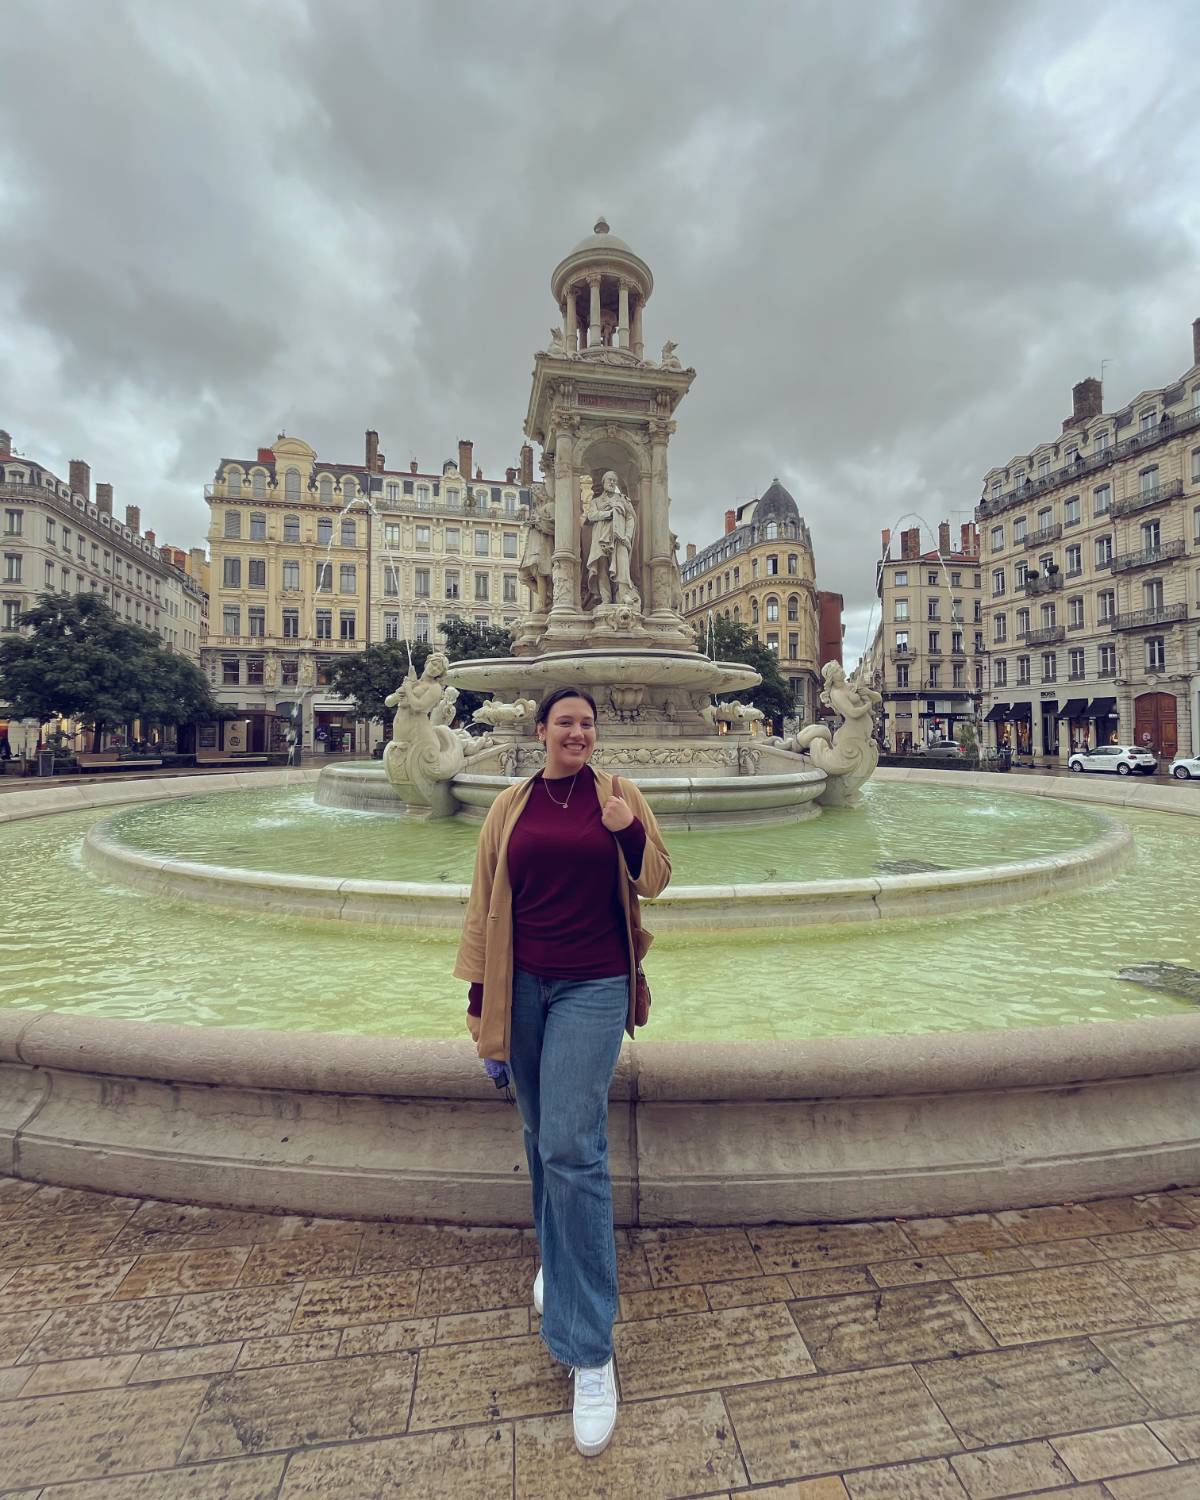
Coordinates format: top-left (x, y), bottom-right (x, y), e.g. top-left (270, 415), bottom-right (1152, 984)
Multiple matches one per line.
top-left (2, 781), bottom-right (1197, 1039)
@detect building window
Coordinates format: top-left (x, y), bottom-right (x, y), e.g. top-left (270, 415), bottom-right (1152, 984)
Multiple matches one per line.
top-left (474, 530), bottom-right (489, 557)
top-left (339, 563), bottom-right (356, 593)
top-left (282, 608), bottom-right (299, 638)
top-left (1139, 466), bottom-right (1159, 496)
top-left (994, 658), bottom-right (1008, 687)
top-left (3, 510), bottom-right (21, 536)
top-left (787, 595), bottom-right (799, 622)
top-left (1065, 496), bottom-right (1080, 526)
top-left (765, 596), bottom-right (780, 622)
top-left (245, 512), bottom-right (265, 541)
top-left (285, 469), bottom-right (301, 501)
top-left (1146, 636), bottom-right (1166, 671)
top-left (1140, 409), bottom-right (1156, 432)
top-left (339, 610), bottom-right (356, 640)
top-left (895, 663), bottom-right (909, 688)
top-left (222, 557), bottom-right (241, 588)
top-left (1017, 656), bottom-right (1030, 685)
top-left (1038, 456), bottom-right (1050, 478)
top-left (751, 598), bottom-right (759, 623)
top-left (316, 516), bottom-right (332, 549)
top-left (445, 527), bottom-right (460, 553)
top-left (414, 567), bottom-right (430, 598)
top-left (928, 629), bottom-right (941, 653)
top-left (315, 658), bottom-right (335, 687)
top-left (319, 476), bottom-right (333, 504)
top-left (1068, 648), bottom-right (1085, 679)
top-left (894, 631), bottom-right (909, 652)
top-left (1013, 518), bottom-right (1027, 544)
top-left (342, 477), bottom-right (356, 502)
top-left (928, 663), bottom-right (940, 688)
top-left (383, 565), bottom-right (399, 597)
top-left (225, 468), bottom-right (242, 494)
top-left (222, 606), bottom-right (240, 635)
top-left (315, 562), bottom-right (332, 592)
top-left (414, 613), bottom-right (429, 642)
top-left (251, 471), bottom-right (267, 499)
top-left (416, 525), bottom-right (431, 550)
top-left (1143, 578), bottom-right (1164, 612)
top-left (893, 570), bottom-right (906, 585)
top-left (994, 614), bottom-right (1007, 643)
top-left (281, 657), bottom-right (298, 686)
top-left (248, 559), bottom-right (266, 588)
top-left (474, 573), bottom-right (489, 602)
top-left (445, 570), bottom-right (460, 600)
top-left (1065, 544), bottom-right (1081, 576)
top-left (224, 511), bottom-right (241, 539)
top-left (1098, 589), bottom-right (1115, 623)
top-left (503, 573), bottom-right (518, 603)
top-left (927, 599), bottom-right (940, 620)
top-left (787, 553), bottom-right (798, 574)
top-left (1016, 607), bottom-right (1030, 637)
top-left (1098, 642), bottom-right (1116, 676)
top-left (280, 514), bottom-right (299, 544)
top-left (315, 609), bottom-right (332, 639)
top-left (384, 613), bottom-right (399, 640)
top-left (1194, 505), bottom-right (1200, 544)
top-left (1095, 536), bottom-right (1112, 568)
top-left (282, 560), bottom-right (300, 590)
top-left (1093, 485), bottom-right (1110, 516)
top-left (248, 607), bottom-right (265, 638)
top-left (1068, 596), bottom-right (1084, 629)
top-left (221, 657), bottom-right (239, 685)
top-left (246, 656), bottom-right (264, 685)
top-left (766, 555), bottom-right (779, 576)
top-left (787, 632), bottom-right (798, 660)
top-left (416, 485), bottom-right (430, 508)
top-left (340, 519), bottom-right (356, 547)
top-left (992, 568), bottom-right (1005, 597)
top-left (502, 532), bottom-right (518, 559)
top-left (894, 599), bottom-right (909, 621)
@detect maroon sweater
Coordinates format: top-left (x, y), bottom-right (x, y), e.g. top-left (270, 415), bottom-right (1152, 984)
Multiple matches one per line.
top-left (467, 768), bottom-right (646, 1015)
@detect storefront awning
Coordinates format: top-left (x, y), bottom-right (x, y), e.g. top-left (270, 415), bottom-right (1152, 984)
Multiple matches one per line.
top-left (1010, 702), bottom-right (1033, 720)
top-left (1056, 698), bottom-right (1088, 721)
top-left (1085, 697), bottom-right (1117, 718)
top-left (984, 703), bottom-right (1011, 722)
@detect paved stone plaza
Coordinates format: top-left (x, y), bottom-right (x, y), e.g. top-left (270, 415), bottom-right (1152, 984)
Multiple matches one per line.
top-left (0, 1177), bottom-right (1198, 1495)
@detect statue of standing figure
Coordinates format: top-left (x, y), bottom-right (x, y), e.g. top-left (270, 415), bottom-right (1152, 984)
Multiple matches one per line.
top-left (518, 484), bottom-right (555, 614)
top-left (583, 470), bottom-right (639, 609)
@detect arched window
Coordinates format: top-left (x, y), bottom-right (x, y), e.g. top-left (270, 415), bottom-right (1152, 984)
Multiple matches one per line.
top-left (319, 476), bottom-right (333, 504)
top-left (251, 470), bottom-right (266, 499)
top-left (765, 520), bottom-right (778, 540)
top-left (733, 604), bottom-right (741, 622)
top-left (787, 594), bottom-right (799, 621)
top-left (284, 468), bottom-right (301, 501)
top-left (340, 518), bottom-right (356, 547)
top-left (751, 598), bottom-right (760, 623)
top-left (225, 467), bottom-right (242, 494)
top-left (342, 476), bottom-right (356, 501)
top-left (787, 553), bottom-right (798, 574)
top-left (766, 596), bottom-right (780, 622)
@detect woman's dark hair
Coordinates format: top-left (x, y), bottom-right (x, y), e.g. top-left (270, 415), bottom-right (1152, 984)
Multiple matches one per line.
top-left (535, 686), bottom-right (598, 726)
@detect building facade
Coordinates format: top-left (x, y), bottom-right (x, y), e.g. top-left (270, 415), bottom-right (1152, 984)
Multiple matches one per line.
top-left (0, 431), bottom-right (206, 664)
top-left (872, 522), bottom-right (984, 752)
top-left (680, 479), bottom-right (841, 720)
top-left (976, 318), bottom-right (1200, 763)
top-left (204, 430), bottom-right (532, 753)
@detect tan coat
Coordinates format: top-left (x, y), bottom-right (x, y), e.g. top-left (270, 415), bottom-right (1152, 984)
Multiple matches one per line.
top-left (453, 768), bottom-right (672, 1062)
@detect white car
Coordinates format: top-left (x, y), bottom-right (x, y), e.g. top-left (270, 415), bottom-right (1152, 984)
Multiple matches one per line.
top-left (1067, 744), bottom-right (1158, 776)
top-left (1170, 754), bottom-right (1200, 781)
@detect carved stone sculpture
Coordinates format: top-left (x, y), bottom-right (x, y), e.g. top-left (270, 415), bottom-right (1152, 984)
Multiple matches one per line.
top-left (659, 340), bottom-right (682, 370)
top-left (382, 652), bottom-right (492, 818)
top-left (702, 700), bottom-right (765, 730)
top-left (583, 470), bottom-right (640, 610)
top-left (471, 696), bottom-right (538, 729)
top-left (774, 662), bottom-right (882, 805)
top-left (518, 485), bottom-right (555, 615)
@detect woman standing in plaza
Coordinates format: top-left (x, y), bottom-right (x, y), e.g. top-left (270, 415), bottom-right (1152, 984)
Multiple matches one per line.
top-left (455, 685), bottom-right (671, 1456)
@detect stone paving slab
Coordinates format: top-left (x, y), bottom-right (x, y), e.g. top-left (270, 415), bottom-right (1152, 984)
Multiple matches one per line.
top-left (0, 1174), bottom-right (1195, 1496)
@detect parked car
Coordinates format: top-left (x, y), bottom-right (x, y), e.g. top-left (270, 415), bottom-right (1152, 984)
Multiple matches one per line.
top-left (1067, 744), bottom-right (1158, 776)
top-left (1169, 753), bottom-right (1200, 781)
top-left (912, 742), bottom-right (964, 760)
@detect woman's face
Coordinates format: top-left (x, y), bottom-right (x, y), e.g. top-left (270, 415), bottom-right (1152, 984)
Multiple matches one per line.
top-left (537, 696), bottom-right (597, 774)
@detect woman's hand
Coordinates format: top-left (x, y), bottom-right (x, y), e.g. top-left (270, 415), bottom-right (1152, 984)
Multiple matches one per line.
top-left (601, 786), bottom-right (634, 831)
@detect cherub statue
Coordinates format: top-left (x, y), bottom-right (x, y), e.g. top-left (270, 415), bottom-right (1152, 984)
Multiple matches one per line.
top-left (771, 660), bottom-right (882, 805)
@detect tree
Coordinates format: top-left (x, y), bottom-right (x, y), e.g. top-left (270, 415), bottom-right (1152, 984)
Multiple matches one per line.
top-left (329, 639), bottom-right (431, 724)
top-left (0, 592), bottom-right (221, 750)
top-left (694, 615), bottom-right (793, 725)
top-left (438, 617), bottom-right (515, 723)
top-left (956, 718), bottom-right (981, 765)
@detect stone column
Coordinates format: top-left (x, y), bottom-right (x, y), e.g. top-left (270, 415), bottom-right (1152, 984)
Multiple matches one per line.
top-left (617, 281), bottom-right (630, 350)
top-left (550, 418), bottom-right (580, 616)
top-left (564, 289), bottom-right (578, 353)
top-left (646, 419), bottom-right (673, 616)
top-left (588, 277), bottom-right (601, 348)
top-left (631, 298), bottom-right (644, 360)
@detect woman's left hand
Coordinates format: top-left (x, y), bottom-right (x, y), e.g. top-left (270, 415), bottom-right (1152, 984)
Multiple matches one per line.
top-left (601, 787), bottom-right (634, 831)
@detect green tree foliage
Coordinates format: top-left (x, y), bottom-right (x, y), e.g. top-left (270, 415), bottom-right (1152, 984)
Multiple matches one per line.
top-left (694, 614), bottom-right (794, 724)
top-left (0, 592), bottom-right (220, 749)
top-left (329, 639), bottom-right (431, 723)
top-left (956, 718), bottom-right (981, 765)
top-left (437, 617), bottom-right (515, 723)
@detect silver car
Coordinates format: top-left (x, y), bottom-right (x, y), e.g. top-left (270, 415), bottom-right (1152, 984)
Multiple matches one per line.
top-left (1067, 744), bottom-right (1158, 776)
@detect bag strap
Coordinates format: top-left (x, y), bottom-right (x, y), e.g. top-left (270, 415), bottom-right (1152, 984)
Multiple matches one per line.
top-left (611, 774), bottom-right (620, 798)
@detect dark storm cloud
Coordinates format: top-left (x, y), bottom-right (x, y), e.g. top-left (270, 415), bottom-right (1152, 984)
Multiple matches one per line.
top-left (2, 0), bottom-right (1197, 661)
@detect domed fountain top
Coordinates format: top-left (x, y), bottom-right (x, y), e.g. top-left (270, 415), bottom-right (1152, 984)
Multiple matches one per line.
top-left (550, 216), bottom-right (654, 305)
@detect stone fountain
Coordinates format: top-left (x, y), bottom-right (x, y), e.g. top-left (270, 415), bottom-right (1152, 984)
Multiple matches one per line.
top-left (318, 219), bottom-right (879, 826)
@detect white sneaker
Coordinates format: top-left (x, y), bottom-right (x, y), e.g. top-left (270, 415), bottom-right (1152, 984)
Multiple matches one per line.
top-left (533, 1265), bottom-right (543, 1315)
top-left (572, 1357), bottom-right (618, 1456)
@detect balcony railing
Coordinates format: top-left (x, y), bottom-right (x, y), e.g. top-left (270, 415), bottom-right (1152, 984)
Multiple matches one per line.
top-left (1111, 478), bottom-right (1185, 519)
top-left (921, 680), bottom-right (974, 695)
top-left (1023, 573), bottom-right (1064, 596)
top-left (1110, 603), bottom-right (1188, 632)
top-left (1025, 625), bottom-right (1066, 646)
top-left (888, 648), bottom-right (916, 662)
top-left (1110, 539), bottom-right (1185, 574)
top-left (1023, 524), bottom-right (1062, 549)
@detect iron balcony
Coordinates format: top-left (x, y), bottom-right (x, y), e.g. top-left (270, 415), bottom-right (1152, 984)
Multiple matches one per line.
top-left (1109, 539), bottom-right (1185, 574)
top-left (1109, 603), bottom-right (1188, 631)
top-left (1110, 478), bottom-right (1185, 519)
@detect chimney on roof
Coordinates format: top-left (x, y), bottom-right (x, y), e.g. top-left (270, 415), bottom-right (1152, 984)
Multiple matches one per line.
top-left (0, 430), bottom-right (10, 458)
top-left (257, 447), bottom-right (274, 465)
top-left (145, 529), bottom-right (156, 546)
top-left (188, 547), bottom-right (206, 575)
top-left (686, 542), bottom-right (697, 561)
top-left (69, 460), bottom-right (90, 502)
top-left (881, 527), bottom-right (891, 557)
top-left (961, 523), bottom-right (972, 554)
top-left (938, 521), bottom-right (951, 556)
top-left (519, 443), bottom-right (534, 488)
top-left (900, 526), bottom-right (920, 560)
top-left (724, 509), bottom-right (736, 535)
top-left (365, 429), bottom-right (380, 472)
top-left (458, 439), bottom-right (473, 480)
top-left (1193, 317), bottom-right (1200, 367)
top-left (125, 504), bottom-right (140, 533)
top-left (1067, 376), bottom-right (1103, 431)
top-left (505, 467), bottom-right (516, 484)
top-left (95, 483), bottom-right (113, 517)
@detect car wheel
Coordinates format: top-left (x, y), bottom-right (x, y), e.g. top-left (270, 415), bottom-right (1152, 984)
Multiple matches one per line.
top-left (1174, 766), bottom-right (1192, 780)
top-left (1117, 763), bottom-right (1132, 776)
top-left (1069, 760), bottom-right (1083, 773)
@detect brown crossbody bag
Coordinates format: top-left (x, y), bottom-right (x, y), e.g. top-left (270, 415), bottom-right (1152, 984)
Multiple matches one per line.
top-left (612, 775), bottom-right (652, 1027)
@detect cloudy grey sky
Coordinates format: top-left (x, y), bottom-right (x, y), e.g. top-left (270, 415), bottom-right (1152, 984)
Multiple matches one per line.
top-left (3, 0), bottom-right (1198, 661)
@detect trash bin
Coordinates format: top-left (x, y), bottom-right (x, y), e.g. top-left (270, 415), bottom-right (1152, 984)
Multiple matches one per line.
top-left (36, 750), bottom-right (56, 777)
top-left (997, 748), bottom-right (1012, 773)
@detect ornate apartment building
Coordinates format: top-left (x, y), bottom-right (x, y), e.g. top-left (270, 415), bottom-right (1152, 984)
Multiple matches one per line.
top-left (976, 318), bottom-right (1200, 763)
top-left (0, 431), bottom-right (205, 667)
top-left (204, 430), bottom-right (533, 753)
top-left (680, 479), bottom-right (843, 721)
top-left (868, 523), bottom-right (984, 752)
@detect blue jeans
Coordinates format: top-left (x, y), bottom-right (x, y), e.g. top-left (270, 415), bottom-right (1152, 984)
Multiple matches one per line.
top-left (509, 968), bottom-right (628, 1368)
